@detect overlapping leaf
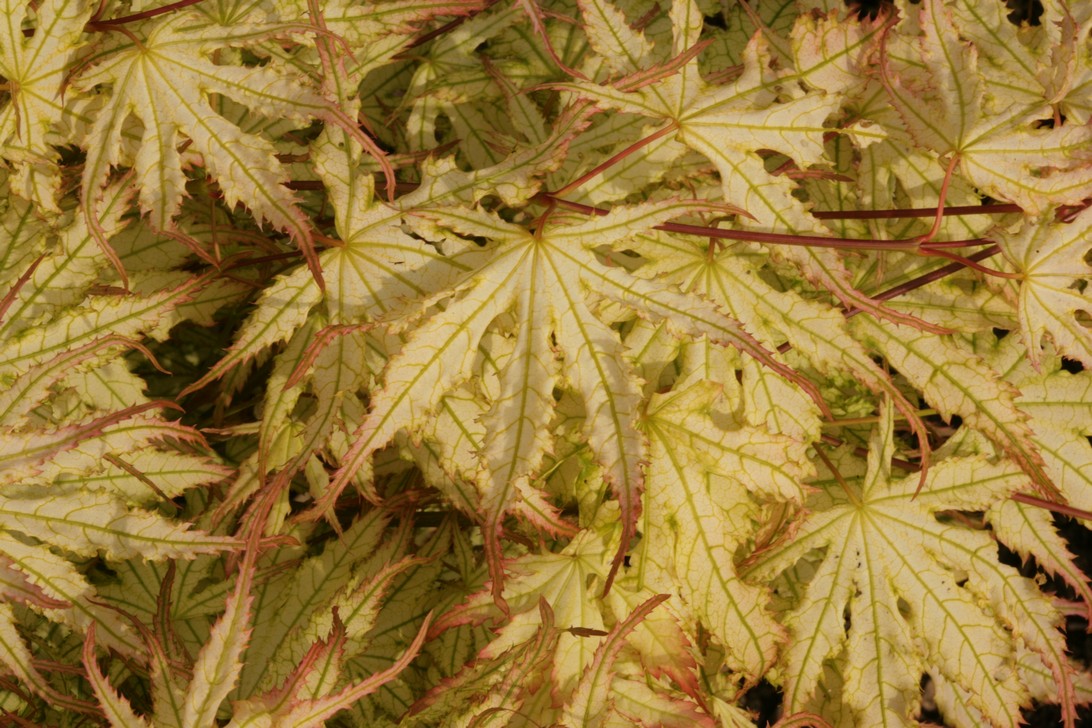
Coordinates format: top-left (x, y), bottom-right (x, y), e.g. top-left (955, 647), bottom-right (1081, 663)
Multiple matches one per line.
top-left (996, 209), bottom-right (1092, 369)
top-left (0, 0), bottom-right (93, 213)
top-left (310, 199), bottom-right (808, 603)
top-left (881, 0), bottom-right (1092, 215)
top-left (0, 0), bottom-right (1087, 725)
top-left (556, 0), bottom-right (932, 329)
top-left (0, 178), bottom-right (237, 715)
top-left (73, 11), bottom-right (359, 280)
top-left (747, 402), bottom-right (1076, 727)
top-left (638, 378), bottom-right (807, 677)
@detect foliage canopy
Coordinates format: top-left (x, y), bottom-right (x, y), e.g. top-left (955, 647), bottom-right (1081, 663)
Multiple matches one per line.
top-left (0, 0), bottom-right (1090, 725)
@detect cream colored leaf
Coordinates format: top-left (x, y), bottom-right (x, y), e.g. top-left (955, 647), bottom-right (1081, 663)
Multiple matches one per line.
top-left (747, 403), bottom-right (1060, 727)
top-left (852, 316), bottom-right (1054, 498)
top-left (0, 532), bottom-right (140, 656)
top-left (0, 0), bottom-right (93, 213)
top-left (74, 13), bottom-right (337, 271)
top-left (883, 0), bottom-right (1092, 215)
top-left (182, 573), bottom-right (253, 728)
top-left (997, 209), bottom-right (1092, 369)
top-left (577, 0), bottom-right (657, 76)
top-left (640, 379), bottom-right (807, 676)
top-left (0, 488), bottom-right (239, 560)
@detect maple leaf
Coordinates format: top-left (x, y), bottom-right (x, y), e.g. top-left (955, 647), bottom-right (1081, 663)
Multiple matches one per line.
top-left (418, 492), bottom-right (718, 726)
top-left (637, 378), bottom-right (808, 677)
top-left (236, 130), bottom-right (477, 497)
top-left (555, 0), bottom-right (933, 330)
top-left (426, 509), bottom-right (711, 722)
top-left (7, 0), bottom-right (1091, 724)
top-left (225, 615), bottom-right (431, 728)
top-left (0, 0), bottom-right (94, 213)
top-left (235, 502), bottom-right (405, 697)
top-left (996, 208), bottom-right (1092, 369)
top-left (182, 106), bottom-right (579, 396)
top-left (84, 559), bottom-right (256, 728)
top-left (560, 592), bottom-right (672, 727)
top-left (405, 598), bottom-right (562, 726)
top-left (851, 315), bottom-right (1057, 499)
top-left (1007, 354), bottom-right (1092, 512)
top-left (294, 0), bottom-right (488, 81)
top-left (0, 181), bottom-right (239, 710)
top-left (962, 332), bottom-right (1092, 613)
top-left (305, 199), bottom-right (814, 605)
top-left (72, 11), bottom-right (372, 285)
top-left (880, 0), bottom-right (1092, 216)
top-left (942, 0), bottom-right (1092, 125)
top-left (87, 505), bottom-right (433, 728)
top-left (746, 402), bottom-right (1077, 727)
top-left (189, 109), bottom-right (585, 541)
top-left (627, 226), bottom-right (931, 450)
top-left (402, 3), bottom-right (529, 167)
top-left (1041, 2), bottom-right (1092, 124)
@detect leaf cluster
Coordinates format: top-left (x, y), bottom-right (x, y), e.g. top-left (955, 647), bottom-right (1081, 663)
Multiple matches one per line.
top-left (0, 0), bottom-right (1090, 726)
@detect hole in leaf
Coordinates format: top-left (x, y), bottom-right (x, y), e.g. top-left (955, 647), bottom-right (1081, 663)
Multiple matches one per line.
top-left (846, 0), bottom-right (891, 20)
top-left (921, 411), bottom-right (961, 450)
top-left (1005, 0), bottom-right (1044, 26)
top-left (238, 49), bottom-right (271, 67)
top-left (740, 679), bottom-right (782, 727)
top-left (433, 113), bottom-right (452, 145)
top-left (919, 675), bottom-right (940, 722)
top-left (85, 558), bottom-right (119, 585)
top-left (1061, 357), bottom-right (1084, 374)
top-left (703, 13), bottom-right (727, 30)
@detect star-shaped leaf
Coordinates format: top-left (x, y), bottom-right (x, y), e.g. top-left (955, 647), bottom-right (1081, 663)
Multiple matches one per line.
top-left (306, 199), bottom-right (810, 604)
top-left (881, 0), bottom-right (1092, 215)
top-left (557, 0), bottom-right (935, 330)
top-left (747, 401), bottom-right (1074, 727)
top-left (0, 0), bottom-right (94, 213)
top-left (997, 208), bottom-right (1092, 369)
top-left (638, 378), bottom-right (809, 676)
top-left (74, 12), bottom-right (356, 282)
